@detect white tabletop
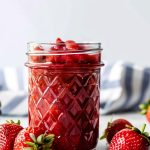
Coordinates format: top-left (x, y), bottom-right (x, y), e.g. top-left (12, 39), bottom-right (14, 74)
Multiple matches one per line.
top-left (0, 112), bottom-right (148, 150)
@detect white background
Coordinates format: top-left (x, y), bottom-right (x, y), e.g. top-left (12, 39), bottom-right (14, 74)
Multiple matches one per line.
top-left (0, 0), bottom-right (150, 67)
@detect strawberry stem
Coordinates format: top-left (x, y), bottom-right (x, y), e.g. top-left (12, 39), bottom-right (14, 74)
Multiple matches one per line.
top-left (141, 124), bottom-right (146, 133)
top-left (23, 148), bottom-right (34, 150)
top-left (99, 121), bottom-right (112, 140)
top-left (17, 120), bottom-right (21, 125)
top-left (37, 134), bottom-right (44, 144)
top-left (139, 99), bottom-right (150, 115)
top-left (100, 134), bottom-right (107, 140)
top-left (6, 120), bottom-right (21, 125)
top-left (25, 133), bottom-right (55, 150)
top-left (128, 123), bottom-right (150, 145)
top-left (30, 133), bottom-right (37, 143)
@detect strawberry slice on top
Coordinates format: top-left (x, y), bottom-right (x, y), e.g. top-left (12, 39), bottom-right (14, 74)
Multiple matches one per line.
top-left (30, 38), bottom-right (101, 65)
top-left (65, 40), bottom-right (79, 50)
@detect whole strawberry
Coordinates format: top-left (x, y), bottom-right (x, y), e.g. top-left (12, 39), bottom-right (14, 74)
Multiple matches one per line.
top-left (100, 118), bottom-right (132, 143)
top-left (13, 127), bottom-right (54, 150)
top-left (109, 124), bottom-right (150, 150)
top-left (0, 120), bottom-right (23, 150)
top-left (139, 100), bottom-right (150, 123)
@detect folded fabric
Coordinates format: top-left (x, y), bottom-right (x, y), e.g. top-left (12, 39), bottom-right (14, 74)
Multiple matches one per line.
top-left (0, 67), bottom-right (28, 116)
top-left (1, 63), bottom-right (150, 116)
top-left (0, 67), bottom-right (28, 91)
top-left (0, 91), bottom-right (28, 116)
top-left (0, 101), bottom-right (1, 115)
top-left (101, 61), bottom-right (150, 114)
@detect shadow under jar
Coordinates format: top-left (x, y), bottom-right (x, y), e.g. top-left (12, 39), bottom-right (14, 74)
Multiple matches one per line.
top-left (25, 42), bottom-right (103, 150)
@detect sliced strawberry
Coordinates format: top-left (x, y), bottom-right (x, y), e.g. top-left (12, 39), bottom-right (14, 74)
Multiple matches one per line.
top-left (65, 40), bottom-right (79, 50)
top-left (46, 55), bottom-right (66, 64)
top-left (50, 45), bottom-right (66, 51)
top-left (34, 45), bottom-right (44, 51)
top-left (30, 55), bottom-right (46, 63)
top-left (30, 45), bottom-right (45, 63)
top-left (56, 38), bottom-right (64, 44)
top-left (32, 38), bottom-right (100, 64)
top-left (46, 55), bottom-right (55, 63)
top-left (87, 54), bottom-right (100, 63)
top-left (50, 38), bottom-right (66, 51)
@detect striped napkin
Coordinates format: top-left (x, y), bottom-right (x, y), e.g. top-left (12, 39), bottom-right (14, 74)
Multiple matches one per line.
top-left (0, 67), bottom-right (28, 116)
top-left (0, 91), bottom-right (28, 116)
top-left (0, 62), bottom-right (150, 116)
top-left (101, 61), bottom-right (150, 114)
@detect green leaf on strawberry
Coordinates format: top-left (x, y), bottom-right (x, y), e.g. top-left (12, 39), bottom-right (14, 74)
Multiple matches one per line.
top-left (139, 100), bottom-right (150, 123)
top-left (14, 127), bottom-right (55, 150)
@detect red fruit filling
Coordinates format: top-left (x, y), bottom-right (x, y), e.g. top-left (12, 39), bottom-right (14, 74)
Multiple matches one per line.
top-left (30, 38), bottom-right (101, 64)
top-left (65, 40), bottom-right (79, 50)
top-left (30, 45), bottom-right (45, 63)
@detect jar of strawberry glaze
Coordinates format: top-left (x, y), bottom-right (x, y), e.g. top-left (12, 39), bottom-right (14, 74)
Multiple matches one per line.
top-left (25, 39), bottom-right (103, 150)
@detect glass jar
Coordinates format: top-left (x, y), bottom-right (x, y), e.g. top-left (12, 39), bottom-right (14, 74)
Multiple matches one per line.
top-left (26, 42), bottom-right (103, 150)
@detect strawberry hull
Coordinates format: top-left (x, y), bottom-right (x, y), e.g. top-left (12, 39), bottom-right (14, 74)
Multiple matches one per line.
top-left (26, 41), bottom-right (103, 150)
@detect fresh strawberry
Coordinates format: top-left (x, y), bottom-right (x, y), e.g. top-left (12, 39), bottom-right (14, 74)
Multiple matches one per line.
top-left (50, 38), bottom-right (66, 51)
top-left (0, 120), bottom-right (23, 150)
top-left (65, 40), bottom-right (79, 50)
top-left (100, 119), bottom-right (132, 143)
top-left (56, 37), bottom-right (64, 44)
top-left (34, 45), bottom-right (44, 51)
top-left (87, 54), bottom-right (100, 63)
top-left (139, 100), bottom-right (150, 123)
top-left (13, 127), bottom-right (54, 150)
top-left (109, 124), bottom-right (150, 150)
top-left (38, 38), bottom-right (100, 64)
top-left (31, 45), bottom-right (45, 63)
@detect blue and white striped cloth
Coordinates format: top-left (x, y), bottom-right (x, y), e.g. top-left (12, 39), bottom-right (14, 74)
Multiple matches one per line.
top-left (0, 67), bottom-right (28, 116)
top-left (0, 62), bottom-right (150, 116)
top-left (101, 61), bottom-right (150, 114)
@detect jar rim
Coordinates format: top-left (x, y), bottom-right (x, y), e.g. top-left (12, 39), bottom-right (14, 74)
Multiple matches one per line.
top-left (27, 42), bottom-right (102, 54)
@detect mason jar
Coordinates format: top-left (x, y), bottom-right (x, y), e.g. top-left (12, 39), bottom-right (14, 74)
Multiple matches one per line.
top-left (26, 42), bottom-right (103, 150)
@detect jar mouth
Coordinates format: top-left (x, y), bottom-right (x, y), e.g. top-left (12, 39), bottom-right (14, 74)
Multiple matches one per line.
top-left (27, 42), bottom-right (102, 54)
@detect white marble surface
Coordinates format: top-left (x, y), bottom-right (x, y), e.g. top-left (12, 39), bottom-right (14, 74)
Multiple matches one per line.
top-left (0, 112), bottom-right (148, 150)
